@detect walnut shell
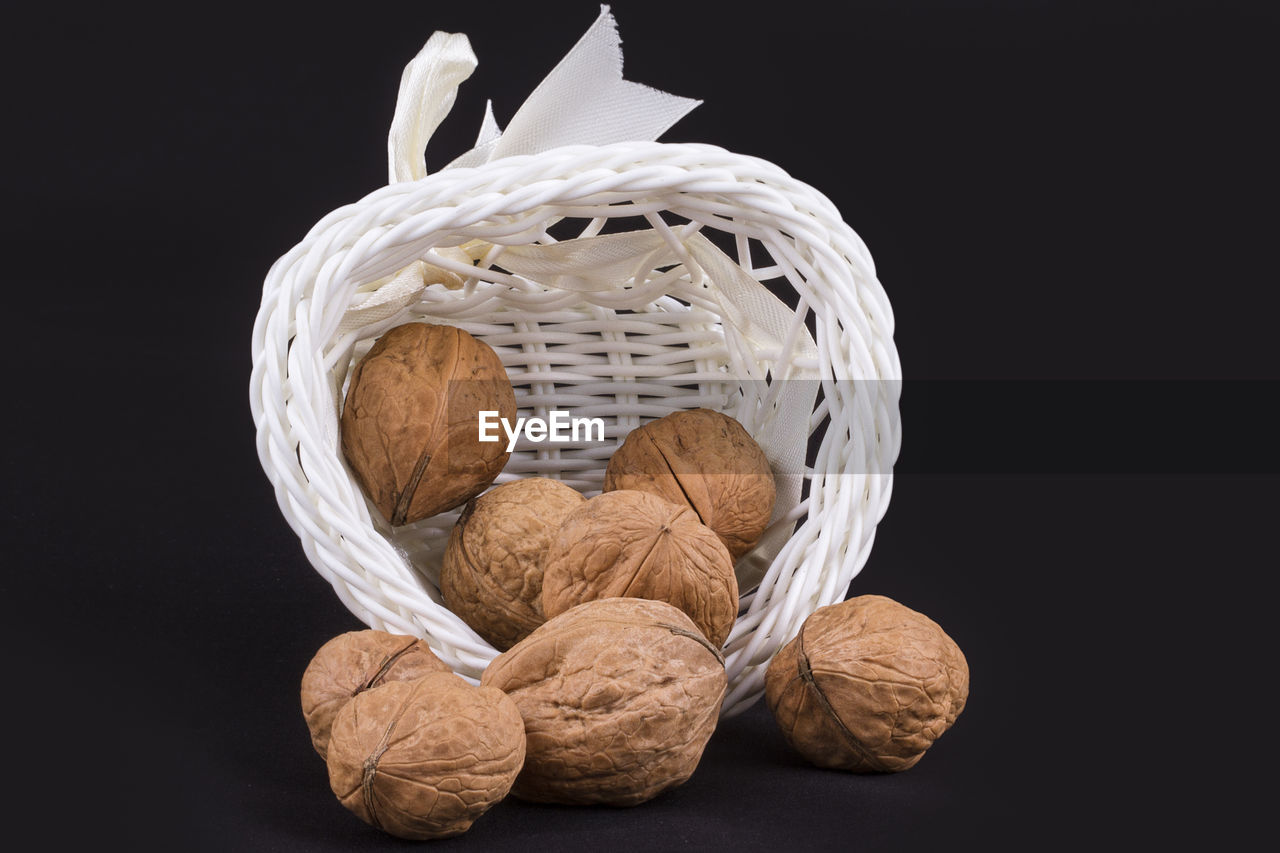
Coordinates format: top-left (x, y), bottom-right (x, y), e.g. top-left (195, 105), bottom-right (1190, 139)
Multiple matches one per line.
top-left (481, 598), bottom-right (726, 805)
top-left (326, 672), bottom-right (526, 840)
top-left (340, 322), bottom-right (516, 526)
top-left (603, 408), bottom-right (776, 561)
top-left (541, 489), bottom-right (738, 648)
top-left (300, 629), bottom-right (452, 759)
top-left (441, 478), bottom-right (586, 650)
top-left (765, 595), bottom-right (969, 773)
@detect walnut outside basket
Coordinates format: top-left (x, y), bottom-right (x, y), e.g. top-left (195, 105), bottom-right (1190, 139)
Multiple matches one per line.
top-left (249, 11), bottom-right (901, 716)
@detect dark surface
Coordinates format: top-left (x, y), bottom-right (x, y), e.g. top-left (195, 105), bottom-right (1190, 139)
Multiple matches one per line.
top-left (3, 1), bottom-right (1275, 850)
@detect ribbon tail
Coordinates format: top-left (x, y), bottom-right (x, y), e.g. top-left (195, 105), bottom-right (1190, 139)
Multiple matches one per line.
top-left (387, 31), bottom-right (479, 183)
top-left (448, 5), bottom-right (700, 168)
top-left (448, 99), bottom-right (505, 170)
top-left (490, 5), bottom-right (700, 158)
top-left (476, 100), bottom-right (503, 146)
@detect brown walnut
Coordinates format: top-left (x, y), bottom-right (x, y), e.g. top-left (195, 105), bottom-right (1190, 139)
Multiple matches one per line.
top-left (441, 478), bottom-right (586, 650)
top-left (481, 598), bottom-right (726, 806)
top-left (340, 322), bottom-right (516, 526)
top-left (326, 672), bottom-right (526, 840)
top-left (300, 629), bottom-right (452, 759)
top-left (541, 489), bottom-right (738, 648)
top-left (603, 408), bottom-right (776, 561)
top-left (765, 595), bottom-right (969, 773)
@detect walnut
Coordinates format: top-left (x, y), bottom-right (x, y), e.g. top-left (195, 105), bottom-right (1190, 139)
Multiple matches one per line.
top-left (441, 478), bottom-right (586, 650)
top-left (765, 595), bottom-right (969, 773)
top-left (300, 629), bottom-right (452, 759)
top-left (326, 672), bottom-right (525, 840)
top-left (340, 322), bottom-right (516, 526)
top-left (481, 598), bottom-right (726, 805)
top-left (541, 489), bottom-right (738, 648)
top-left (604, 408), bottom-right (776, 561)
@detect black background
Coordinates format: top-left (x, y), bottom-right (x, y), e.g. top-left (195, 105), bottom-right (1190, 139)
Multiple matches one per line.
top-left (3, 1), bottom-right (1275, 849)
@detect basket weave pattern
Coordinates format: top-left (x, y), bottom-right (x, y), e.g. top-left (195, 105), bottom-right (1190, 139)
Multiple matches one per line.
top-left (251, 136), bottom-right (900, 715)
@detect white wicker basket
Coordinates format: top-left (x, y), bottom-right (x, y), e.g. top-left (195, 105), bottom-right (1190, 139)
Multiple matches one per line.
top-left (249, 12), bottom-right (900, 716)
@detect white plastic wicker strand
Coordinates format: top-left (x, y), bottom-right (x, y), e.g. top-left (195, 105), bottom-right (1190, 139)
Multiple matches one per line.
top-left (250, 139), bottom-right (901, 716)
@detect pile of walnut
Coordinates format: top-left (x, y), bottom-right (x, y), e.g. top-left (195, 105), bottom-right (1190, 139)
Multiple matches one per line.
top-left (301, 321), bottom-right (969, 840)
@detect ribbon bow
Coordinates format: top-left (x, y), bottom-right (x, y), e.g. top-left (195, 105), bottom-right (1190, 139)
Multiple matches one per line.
top-left (390, 5), bottom-right (701, 180)
top-left (342, 4), bottom-right (702, 331)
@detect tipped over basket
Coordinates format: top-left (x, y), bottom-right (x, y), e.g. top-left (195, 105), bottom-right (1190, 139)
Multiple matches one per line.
top-left (249, 13), bottom-right (901, 716)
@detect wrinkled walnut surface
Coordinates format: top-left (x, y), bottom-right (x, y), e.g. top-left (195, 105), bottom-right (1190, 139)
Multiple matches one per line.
top-left (300, 629), bottom-right (451, 759)
top-left (341, 322), bottom-right (516, 526)
top-left (326, 672), bottom-right (525, 840)
top-left (765, 595), bottom-right (969, 773)
top-left (442, 478), bottom-right (586, 650)
top-left (481, 598), bottom-right (726, 806)
top-left (604, 408), bottom-right (776, 561)
top-left (541, 490), bottom-right (738, 648)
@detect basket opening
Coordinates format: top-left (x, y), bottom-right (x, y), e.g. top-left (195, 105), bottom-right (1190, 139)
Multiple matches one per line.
top-left (335, 207), bottom-right (824, 597)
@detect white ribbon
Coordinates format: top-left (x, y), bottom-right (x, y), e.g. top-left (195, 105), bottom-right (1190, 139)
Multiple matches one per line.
top-left (348, 5), bottom-right (702, 330)
top-left (386, 31), bottom-right (479, 184)
top-left (390, 5), bottom-right (701, 179)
